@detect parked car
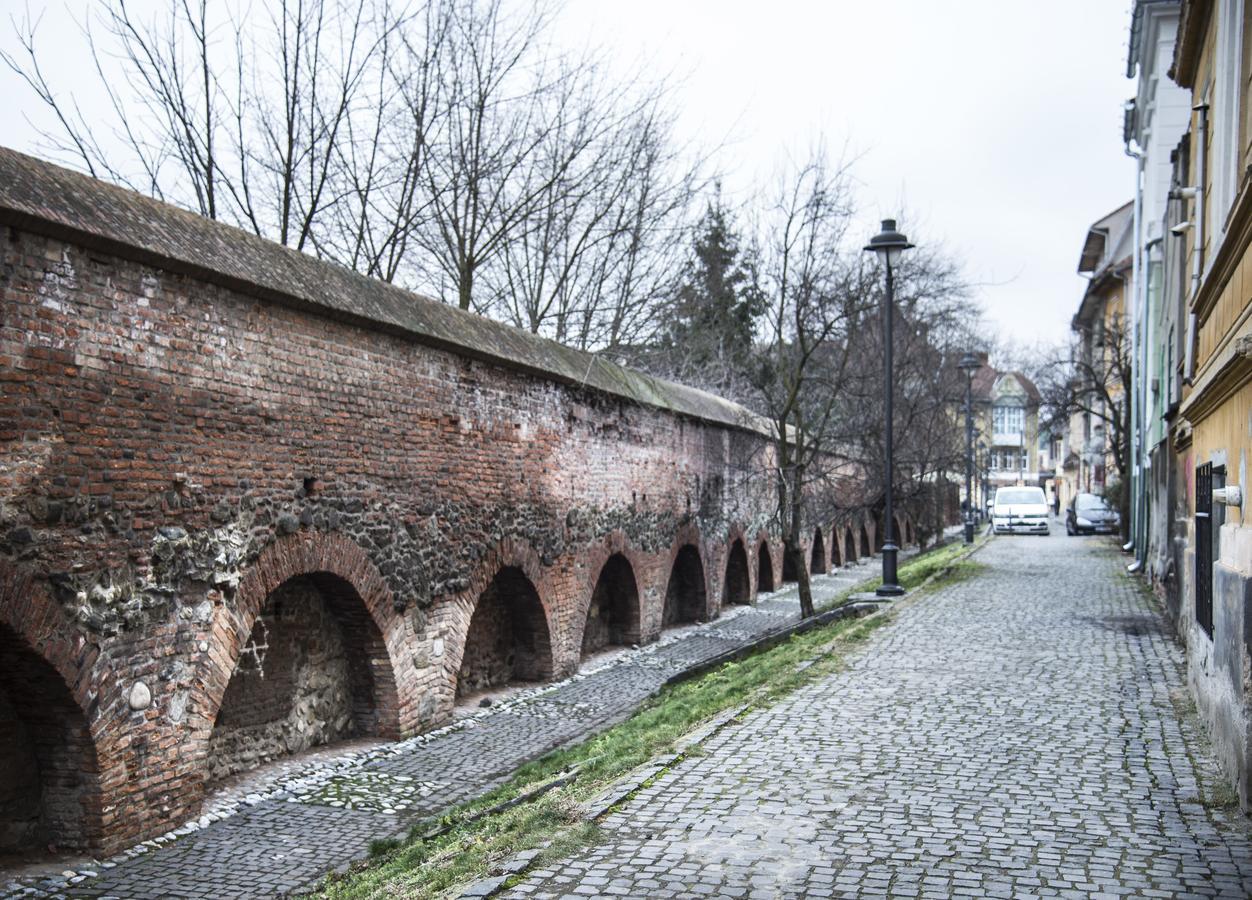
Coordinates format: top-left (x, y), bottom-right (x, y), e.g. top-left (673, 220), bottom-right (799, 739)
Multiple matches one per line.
top-left (991, 486), bottom-right (1050, 535)
top-left (1065, 493), bottom-right (1120, 536)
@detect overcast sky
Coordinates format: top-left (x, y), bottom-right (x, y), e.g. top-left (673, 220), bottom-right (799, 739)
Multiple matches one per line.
top-left (553, 0), bottom-right (1138, 352)
top-left (0, 0), bottom-right (1136, 352)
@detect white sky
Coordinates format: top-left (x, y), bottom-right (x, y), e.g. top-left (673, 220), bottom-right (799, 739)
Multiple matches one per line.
top-left (552, 0), bottom-right (1138, 350)
top-left (0, 0), bottom-right (1136, 350)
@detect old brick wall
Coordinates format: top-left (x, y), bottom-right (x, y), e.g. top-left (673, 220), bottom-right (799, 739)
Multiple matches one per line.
top-left (0, 150), bottom-right (900, 855)
top-left (0, 226), bottom-right (796, 853)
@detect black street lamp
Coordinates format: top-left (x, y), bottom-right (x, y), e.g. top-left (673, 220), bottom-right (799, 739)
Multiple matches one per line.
top-left (864, 219), bottom-right (913, 597)
top-left (957, 352), bottom-right (982, 544)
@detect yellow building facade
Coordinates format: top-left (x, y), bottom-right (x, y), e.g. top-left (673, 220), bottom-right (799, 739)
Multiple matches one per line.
top-left (1169, 0), bottom-right (1252, 810)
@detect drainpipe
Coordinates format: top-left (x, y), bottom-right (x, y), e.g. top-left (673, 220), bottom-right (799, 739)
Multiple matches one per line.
top-left (1183, 103), bottom-right (1209, 384)
top-left (1114, 268), bottom-right (1138, 554)
top-left (1124, 138), bottom-right (1144, 558)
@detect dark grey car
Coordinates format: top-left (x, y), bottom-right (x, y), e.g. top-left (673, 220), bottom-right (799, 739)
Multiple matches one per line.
top-left (1065, 493), bottom-right (1120, 535)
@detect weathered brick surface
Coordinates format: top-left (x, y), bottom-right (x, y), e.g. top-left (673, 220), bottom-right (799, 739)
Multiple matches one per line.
top-left (0, 152), bottom-right (930, 856)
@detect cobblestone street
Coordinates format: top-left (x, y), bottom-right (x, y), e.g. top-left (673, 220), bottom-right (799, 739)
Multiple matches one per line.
top-left (501, 530), bottom-right (1252, 899)
top-left (2, 540), bottom-right (905, 899)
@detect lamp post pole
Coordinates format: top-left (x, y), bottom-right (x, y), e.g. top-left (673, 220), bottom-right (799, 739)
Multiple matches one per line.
top-left (957, 353), bottom-right (982, 544)
top-left (864, 220), bottom-right (913, 597)
top-left (978, 440), bottom-right (987, 523)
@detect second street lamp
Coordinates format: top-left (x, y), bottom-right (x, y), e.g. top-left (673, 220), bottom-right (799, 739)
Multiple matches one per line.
top-left (864, 219), bottom-right (913, 597)
top-left (957, 352), bottom-right (982, 544)
top-left (978, 440), bottom-right (988, 522)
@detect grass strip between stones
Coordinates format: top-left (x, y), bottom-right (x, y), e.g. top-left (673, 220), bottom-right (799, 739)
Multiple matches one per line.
top-left (314, 537), bottom-right (982, 900)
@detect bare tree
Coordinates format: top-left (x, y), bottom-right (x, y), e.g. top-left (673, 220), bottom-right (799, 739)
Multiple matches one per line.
top-left (745, 147), bottom-right (870, 618)
top-left (4, 0), bottom-right (406, 250)
top-left (312, 2), bottom-right (448, 282)
top-left (413, 0), bottom-right (603, 312)
top-left (490, 82), bottom-right (699, 351)
top-left (1035, 312), bottom-right (1132, 533)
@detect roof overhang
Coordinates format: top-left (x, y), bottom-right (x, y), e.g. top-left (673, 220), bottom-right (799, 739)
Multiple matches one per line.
top-left (1128, 0), bottom-right (1182, 77)
top-left (1170, 0), bottom-right (1213, 88)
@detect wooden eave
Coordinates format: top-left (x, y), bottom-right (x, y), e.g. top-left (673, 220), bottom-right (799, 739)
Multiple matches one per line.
top-left (1170, 0), bottom-right (1213, 88)
top-left (1193, 165), bottom-right (1252, 324)
top-left (1178, 313), bottom-right (1252, 426)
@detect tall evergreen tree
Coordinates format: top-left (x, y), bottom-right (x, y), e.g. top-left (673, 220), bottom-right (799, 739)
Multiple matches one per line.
top-left (663, 191), bottom-right (763, 396)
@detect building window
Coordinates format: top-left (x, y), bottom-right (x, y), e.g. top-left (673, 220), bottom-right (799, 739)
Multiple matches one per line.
top-left (1195, 462), bottom-right (1215, 637)
top-left (993, 406), bottom-right (1024, 435)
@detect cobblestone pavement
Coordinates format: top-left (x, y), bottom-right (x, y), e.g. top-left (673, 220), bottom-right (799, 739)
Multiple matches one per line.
top-left (2, 540), bottom-right (915, 899)
top-left (500, 530), bottom-right (1252, 900)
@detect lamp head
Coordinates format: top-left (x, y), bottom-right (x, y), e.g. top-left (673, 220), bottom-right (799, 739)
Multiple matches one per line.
top-left (863, 218), bottom-right (914, 266)
top-left (957, 352), bottom-right (982, 373)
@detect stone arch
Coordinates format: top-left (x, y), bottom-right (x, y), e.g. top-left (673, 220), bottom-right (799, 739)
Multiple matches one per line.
top-left (441, 537), bottom-right (560, 705)
top-left (781, 545), bottom-right (798, 582)
top-left (756, 540), bottom-right (775, 594)
top-left (829, 526), bottom-right (842, 568)
top-left (457, 566), bottom-right (553, 696)
top-left (663, 544), bottom-right (707, 626)
top-left (810, 526), bottom-right (827, 574)
top-left (0, 566), bottom-right (106, 854)
top-left (723, 539), bottom-right (751, 607)
top-left (845, 526), bottom-right (858, 563)
top-left (203, 534), bottom-right (402, 783)
top-left (0, 625), bottom-right (102, 855)
top-left (862, 522), bottom-right (874, 556)
top-left (894, 515), bottom-right (905, 548)
top-left (573, 531), bottom-right (649, 657)
top-left (580, 552), bottom-right (642, 659)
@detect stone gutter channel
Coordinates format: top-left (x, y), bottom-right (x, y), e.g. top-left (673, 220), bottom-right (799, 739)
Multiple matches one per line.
top-left (2, 529), bottom-right (964, 900)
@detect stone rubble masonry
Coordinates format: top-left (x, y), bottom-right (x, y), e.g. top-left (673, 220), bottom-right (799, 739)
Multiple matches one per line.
top-left (0, 149), bottom-right (911, 857)
top-left (206, 576), bottom-right (356, 782)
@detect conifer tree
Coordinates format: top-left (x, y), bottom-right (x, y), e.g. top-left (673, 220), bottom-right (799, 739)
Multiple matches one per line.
top-left (664, 190), bottom-right (763, 396)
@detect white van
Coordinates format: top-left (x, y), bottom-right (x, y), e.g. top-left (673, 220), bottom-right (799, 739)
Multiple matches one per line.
top-left (991, 486), bottom-right (1050, 535)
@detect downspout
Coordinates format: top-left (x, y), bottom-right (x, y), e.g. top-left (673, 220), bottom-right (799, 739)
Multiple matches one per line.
top-left (1124, 138), bottom-right (1144, 559)
top-left (1113, 264), bottom-right (1137, 554)
top-left (1183, 103), bottom-right (1209, 384)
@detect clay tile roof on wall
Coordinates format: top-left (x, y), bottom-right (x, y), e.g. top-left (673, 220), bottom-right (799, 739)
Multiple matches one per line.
top-left (0, 147), bottom-right (771, 436)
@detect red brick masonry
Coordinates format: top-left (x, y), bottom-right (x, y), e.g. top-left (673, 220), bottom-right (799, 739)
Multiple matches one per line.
top-left (0, 149), bottom-right (895, 854)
